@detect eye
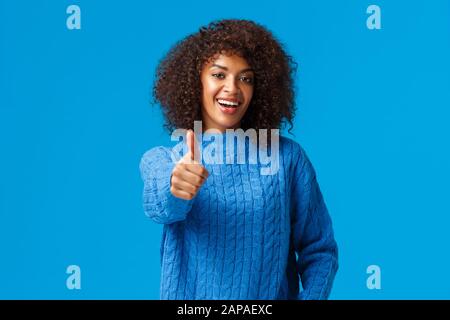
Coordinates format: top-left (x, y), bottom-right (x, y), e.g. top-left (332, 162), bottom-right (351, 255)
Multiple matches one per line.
top-left (212, 73), bottom-right (225, 79)
top-left (240, 76), bottom-right (254, 84)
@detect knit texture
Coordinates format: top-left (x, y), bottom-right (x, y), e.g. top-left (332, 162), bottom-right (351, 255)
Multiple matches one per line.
top-left (139, 135), bottom-right (338, 300)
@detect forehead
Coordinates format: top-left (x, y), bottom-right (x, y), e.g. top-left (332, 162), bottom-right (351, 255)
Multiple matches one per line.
top-left (205, 53), bottom-right (252, 71)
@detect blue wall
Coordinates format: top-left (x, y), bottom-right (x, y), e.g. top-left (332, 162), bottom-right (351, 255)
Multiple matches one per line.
top-left (1, 0), bottom-right (449, 299)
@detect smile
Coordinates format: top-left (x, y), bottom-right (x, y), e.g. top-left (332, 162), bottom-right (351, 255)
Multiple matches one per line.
top-left (217, 98), bottom-right (240, 107)
top-left (216, 98), bottom-right (241, 115)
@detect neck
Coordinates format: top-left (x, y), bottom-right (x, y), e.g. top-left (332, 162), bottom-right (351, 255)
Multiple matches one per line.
top-left (200, 121), bottom-right (241, 134)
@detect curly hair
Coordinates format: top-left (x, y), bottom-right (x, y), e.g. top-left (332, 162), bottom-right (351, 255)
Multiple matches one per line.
top-left (153, 19), bottom-right (297, 132)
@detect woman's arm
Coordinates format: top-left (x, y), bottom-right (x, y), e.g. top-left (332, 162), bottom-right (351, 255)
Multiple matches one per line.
top-left (291, 145), bottom-right (339, 300)
top-left (139, 146), bottom-right (194, 224)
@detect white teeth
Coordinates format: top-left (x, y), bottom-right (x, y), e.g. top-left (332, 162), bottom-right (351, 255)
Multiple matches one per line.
top-left (217, 99), bottom-right (239, 106)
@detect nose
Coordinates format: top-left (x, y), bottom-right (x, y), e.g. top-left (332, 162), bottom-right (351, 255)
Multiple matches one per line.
top-left (223, 76), bottom-right (239, 95)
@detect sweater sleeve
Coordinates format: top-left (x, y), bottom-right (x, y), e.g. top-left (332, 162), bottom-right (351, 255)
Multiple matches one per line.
top-left (290, 145), bottom-right (338, 300)
top-left (139, 146), bottom-right (194, 224)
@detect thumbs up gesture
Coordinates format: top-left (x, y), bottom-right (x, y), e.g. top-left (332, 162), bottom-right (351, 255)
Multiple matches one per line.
top-left (170, 130), bottom-right (209, 200)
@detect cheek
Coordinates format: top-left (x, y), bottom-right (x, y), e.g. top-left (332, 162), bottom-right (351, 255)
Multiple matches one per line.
top-left (202, 78), bottom-right (220, 102)
top-left (243, 86), bottom-right (254, 103)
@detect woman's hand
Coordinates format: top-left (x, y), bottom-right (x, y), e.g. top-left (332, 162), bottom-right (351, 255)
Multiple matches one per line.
top-left (170, 130), bottom-right (209, 200)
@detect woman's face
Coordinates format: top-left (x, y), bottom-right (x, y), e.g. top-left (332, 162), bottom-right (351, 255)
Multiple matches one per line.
top-left (200, 53), bottom-right (254, 132)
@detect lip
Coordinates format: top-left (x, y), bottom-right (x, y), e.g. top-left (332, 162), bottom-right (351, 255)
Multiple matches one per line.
top-left (217, 97), bottom-right (241, 104)
top-left (216, 99), bottom-right (240, 115)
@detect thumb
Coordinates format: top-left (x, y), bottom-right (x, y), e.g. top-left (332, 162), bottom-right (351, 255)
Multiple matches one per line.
top-left (186, 129), bottom-right (199, 162)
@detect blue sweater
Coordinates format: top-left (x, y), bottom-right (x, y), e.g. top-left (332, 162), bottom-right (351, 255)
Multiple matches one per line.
top-left (139, 135), bottom-right (338, 300)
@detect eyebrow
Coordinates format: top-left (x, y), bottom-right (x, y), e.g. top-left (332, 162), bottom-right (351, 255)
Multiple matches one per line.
top-left (211, 64), bottom-right (254, 73)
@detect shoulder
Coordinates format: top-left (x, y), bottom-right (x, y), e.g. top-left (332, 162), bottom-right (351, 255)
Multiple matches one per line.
top-left (279, 135), bottom-right (316, 179)
top-left (279, 136), bottom-right (307, 162)
top-left (141, 146), bottom-right (173, 162)
top-left (139, 146), bottom-right (176, 178)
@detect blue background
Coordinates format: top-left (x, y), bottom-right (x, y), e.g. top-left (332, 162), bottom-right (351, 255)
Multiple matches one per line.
top-left (1, 0), bottom-right (449, 299)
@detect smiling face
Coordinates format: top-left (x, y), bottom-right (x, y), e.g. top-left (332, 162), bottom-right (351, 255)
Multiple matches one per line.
top-left (200, 53), bottom-right (254, 132)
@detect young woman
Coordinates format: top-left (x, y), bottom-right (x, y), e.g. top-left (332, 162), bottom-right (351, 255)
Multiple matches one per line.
top-left (140, 19), bottom-right (338, 300)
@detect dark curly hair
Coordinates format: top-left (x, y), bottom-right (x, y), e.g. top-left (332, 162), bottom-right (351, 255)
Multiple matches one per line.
top-left (153, 19), bottom-right (297, 132)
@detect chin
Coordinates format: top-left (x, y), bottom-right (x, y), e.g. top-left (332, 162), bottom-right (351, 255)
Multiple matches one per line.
top-left (216, 117), bottom-right (241, 130)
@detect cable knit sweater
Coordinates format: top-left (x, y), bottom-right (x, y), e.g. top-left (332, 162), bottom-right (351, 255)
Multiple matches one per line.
top-left (139, 135), bottom-right (338, 300)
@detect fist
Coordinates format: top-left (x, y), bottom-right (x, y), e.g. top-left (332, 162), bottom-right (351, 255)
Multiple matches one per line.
top-left (170, 130), bottom-right (209, 200)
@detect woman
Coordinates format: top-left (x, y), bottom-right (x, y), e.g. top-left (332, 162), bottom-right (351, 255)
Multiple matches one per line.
top-left (140, 19), bottom-right (338, 300)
